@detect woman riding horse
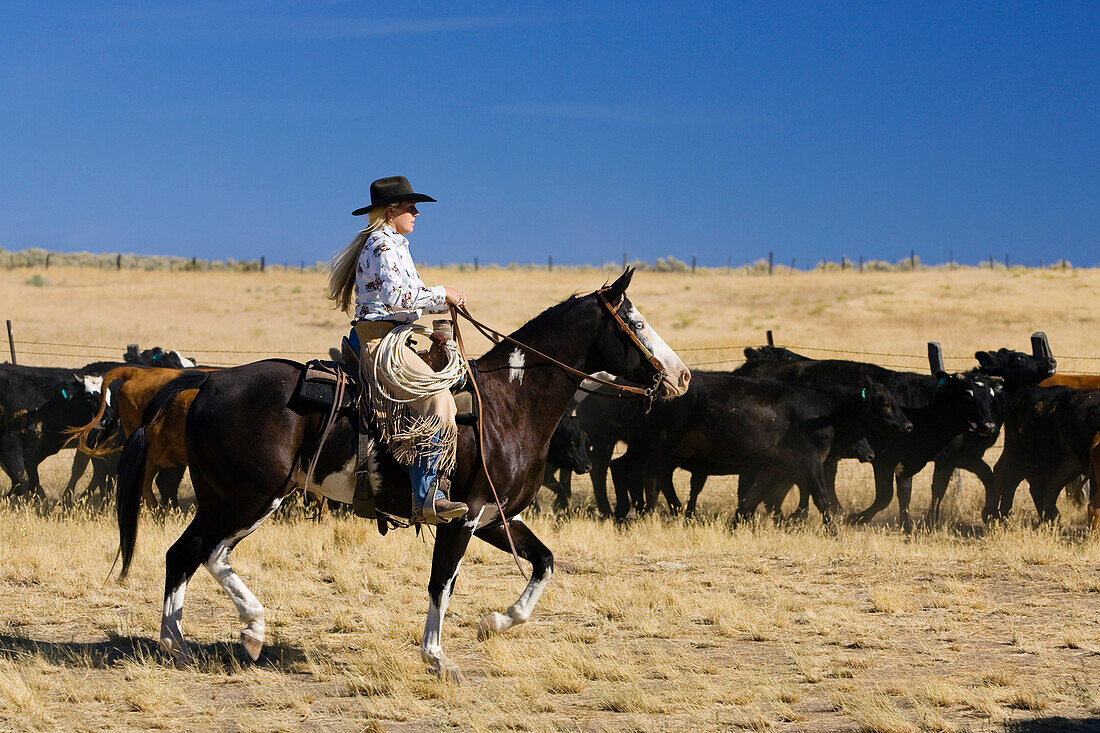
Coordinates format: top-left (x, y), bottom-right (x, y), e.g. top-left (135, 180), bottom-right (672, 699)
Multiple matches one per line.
top-left (327, 176), bottom-right (469, 525)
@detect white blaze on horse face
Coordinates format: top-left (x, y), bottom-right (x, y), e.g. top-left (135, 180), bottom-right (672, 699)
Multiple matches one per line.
top-left (508, 348), bottom-right (525, 384)
top-left (625, 305), bottom-right (691, 396)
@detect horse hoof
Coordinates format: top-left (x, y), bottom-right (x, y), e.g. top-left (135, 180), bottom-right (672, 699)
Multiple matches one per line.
top-left (425, 656), bottom-right (464, 684)
top-left (240, 630), bottom-right (264, 661)
top-left (477, 612), bottom-right (509, 641)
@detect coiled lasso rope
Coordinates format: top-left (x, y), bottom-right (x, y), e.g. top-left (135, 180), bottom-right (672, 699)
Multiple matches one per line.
top-left (372, 324), bottom-right (467, 403)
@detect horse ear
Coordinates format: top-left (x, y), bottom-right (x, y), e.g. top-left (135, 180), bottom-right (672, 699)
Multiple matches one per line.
top-left (605, 267), bottom-right (635, 304)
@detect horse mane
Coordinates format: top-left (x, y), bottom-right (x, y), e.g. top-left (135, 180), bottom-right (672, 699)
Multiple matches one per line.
top-left (477, 291), bottom-right (592, 364)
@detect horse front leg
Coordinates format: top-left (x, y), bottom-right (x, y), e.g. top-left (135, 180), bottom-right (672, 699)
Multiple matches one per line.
top-left (475, 518), bottom-right (553, 640)
top-left (422, 518), bottom-right (475, 683)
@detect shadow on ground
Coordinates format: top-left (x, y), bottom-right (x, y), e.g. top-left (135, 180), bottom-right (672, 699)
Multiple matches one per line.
top-left (0, 632), bottom-right (308, 672)
top-left (1005, 718), bottom-right (1100, 732)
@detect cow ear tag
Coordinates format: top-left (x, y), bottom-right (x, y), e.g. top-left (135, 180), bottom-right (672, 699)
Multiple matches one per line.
top-left (860, 387), bottom-right (867, 399)
top-left (938, 377), bottom-right (947, 387)
top-left (60, 388), bottom-right (69, 399)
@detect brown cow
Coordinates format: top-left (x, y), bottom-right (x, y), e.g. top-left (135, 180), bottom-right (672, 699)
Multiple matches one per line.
top-left (1042, 374), bottom-right (1100, 389)
top-left (68, 366), bottom-right (209, 510)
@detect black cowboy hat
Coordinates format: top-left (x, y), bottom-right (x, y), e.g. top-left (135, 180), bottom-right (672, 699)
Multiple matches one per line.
top-left (352, 176), bottom-right (436, 216)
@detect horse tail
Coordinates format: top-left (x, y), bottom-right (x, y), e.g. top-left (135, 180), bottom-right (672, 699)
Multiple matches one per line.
top-left (142, 370), bottom-right (210, 426)
top-left (64, 365), bottom-right (128, 457)
top-left (117, 425), bottom-right (147, 579)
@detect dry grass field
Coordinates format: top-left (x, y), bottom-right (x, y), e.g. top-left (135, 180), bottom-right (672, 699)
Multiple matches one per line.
top-left (1, 265), bottom-right (1100, 731)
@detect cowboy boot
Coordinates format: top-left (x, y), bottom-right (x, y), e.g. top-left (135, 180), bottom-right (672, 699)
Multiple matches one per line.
top-left (409, 432), bottom-right (467, 524)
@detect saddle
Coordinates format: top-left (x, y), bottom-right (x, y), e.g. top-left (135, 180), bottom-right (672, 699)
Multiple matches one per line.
top-left (289, 332), bottom-right (475, 534)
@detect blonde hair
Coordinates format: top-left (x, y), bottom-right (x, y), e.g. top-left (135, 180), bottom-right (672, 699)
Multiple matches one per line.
top-left (327, 204), bottom-right (402, 314)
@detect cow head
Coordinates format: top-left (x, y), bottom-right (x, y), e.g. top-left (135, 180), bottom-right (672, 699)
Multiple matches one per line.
top-left (857, 378), bottom-right (913, 436)
top-left (975, 348), bottom-right (1056, 389)
top-left (934, 373), bottom-right (999, 437)
top-left (548, 415), bottom-right (593, 474)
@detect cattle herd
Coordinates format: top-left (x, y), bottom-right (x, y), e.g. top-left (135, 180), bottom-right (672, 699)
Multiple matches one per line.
top-left (1, 335), bottom-right (1099, 532)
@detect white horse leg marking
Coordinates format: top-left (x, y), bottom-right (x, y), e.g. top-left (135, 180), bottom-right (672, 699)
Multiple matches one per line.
top-left (160, 580), bottom-right (189, 656)
top-left (421, 560), bottom-right (462, 682)
top-left (508, 348), bottom-right (525, 384)
top-left (478, 566), bottom-right (553, 640)
top-left (203, 497), bottom-right (283, 660)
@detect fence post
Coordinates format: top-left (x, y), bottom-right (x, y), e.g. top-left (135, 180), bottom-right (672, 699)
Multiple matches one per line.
top-left (910, 250), bottom-right (916, 270)
top-left (45, 253), bottom-right (50, 269)
top-left (116, 254), bottom-right (122, 270)
top-left (841, 256), bottom-right (846, 271)
top-left (691, 255), bottom-right (696, 275)
top-left (260, 256), bottom-right (265, 273)
top-left (622, 253), bottom-right (627, 271)
top-left (5, 321), bottom-right (15, 365)
top-left (766, 329), bottom-right (774, 346)
top-left (859, 255), bottom-right (863, 273)
top-left (768, 251), bottom-right (774, 275)
top-left (989, 255), bottom-right (994, 269)
top-left (548, 255), bottom-right (552, 272)
top-left (474, 257), bottom-right (479, 272)
top-left (1004, 253), bottom-right (1009, 269)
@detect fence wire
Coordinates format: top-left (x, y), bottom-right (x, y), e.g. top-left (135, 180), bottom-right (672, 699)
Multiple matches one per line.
top-left (5, 334), bottom-right (1098, 374)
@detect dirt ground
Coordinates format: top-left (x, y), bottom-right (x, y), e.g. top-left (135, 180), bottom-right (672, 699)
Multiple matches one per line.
top-left (1, 265), bottom-right (1099, 731)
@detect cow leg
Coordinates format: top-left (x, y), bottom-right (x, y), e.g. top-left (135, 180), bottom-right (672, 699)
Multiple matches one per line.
top-left (61, 451), bottom-right (91, 507)
top-left (589, 442), bottom-right (615, 517)
top-left (475, 518), bottom-right (554, 640)
top-left (421, 518), bottom-right (474, 683)
top-left (896, 474), bottom-right (914, 533)
top-left (87, 457), bottom-right (115, 511)
top-left (156, 466), bottom-right (185, 510)
top-left (849, 462), bottom-right (895, 524)
top-left (685, 472), bottom-right (707, 518)
top-left (990, 456), bottom-right (1025, 521)
top-left (553, 468), bottom-right (573, 513)
top-left (734, 469), bottom-right (766, 524)
top-left (824, 459), bottom-right (842, 513)
top-left (661, 472), bottom-right (682, 515)
top-left (609, 454), bottom-right (638, 520)
top-left (795, 459), bottom-right (834, 529)
top-left (203, 496), bottom-right (284, 661)
top-left (927, 461), bottom-right (954, 527)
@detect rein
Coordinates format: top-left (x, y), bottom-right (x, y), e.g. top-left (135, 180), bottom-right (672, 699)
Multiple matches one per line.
top-left (447, 289), bottom-right (667, 579)
top-left (451, 289), bottom-right (665, 400)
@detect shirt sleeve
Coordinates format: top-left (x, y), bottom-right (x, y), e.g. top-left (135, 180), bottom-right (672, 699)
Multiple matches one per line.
top-left (375, 245), bottom-right (448, 314)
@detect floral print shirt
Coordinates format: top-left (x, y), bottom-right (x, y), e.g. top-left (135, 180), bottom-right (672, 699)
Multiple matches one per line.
top-left (354, 225), bottom-right (447, 322)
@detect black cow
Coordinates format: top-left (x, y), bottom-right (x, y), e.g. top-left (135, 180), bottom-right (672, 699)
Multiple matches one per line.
top-left (0, 365), bottom-right (107, 500)
top-left (735, 351), bottom-right (999, 530)
top-left (606, 372), bottom-right (913, 525)
top-left (991, 386), bottom-right (1100, 522)
top-left (924, 347), bottom-right (1056, 525)
top-left (535, 414), bottom-right (593, 512)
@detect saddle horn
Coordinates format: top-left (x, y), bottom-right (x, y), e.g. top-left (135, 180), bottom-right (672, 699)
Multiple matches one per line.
top-left (1030, 331), bottom-right (1053, 361)
top-left (927, 342), bottom-right (946, 376)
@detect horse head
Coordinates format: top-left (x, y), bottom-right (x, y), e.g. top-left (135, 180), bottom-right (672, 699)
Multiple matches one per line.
top-left (585, 268), bottom-right (691, 398)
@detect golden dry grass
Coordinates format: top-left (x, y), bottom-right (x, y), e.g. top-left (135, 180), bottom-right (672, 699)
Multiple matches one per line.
top-left (1, 265), bottom-right (1099, 731)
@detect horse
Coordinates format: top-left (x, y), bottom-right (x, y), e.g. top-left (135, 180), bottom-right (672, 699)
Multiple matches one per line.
top-left (116, 269), bottom-right (690, 680)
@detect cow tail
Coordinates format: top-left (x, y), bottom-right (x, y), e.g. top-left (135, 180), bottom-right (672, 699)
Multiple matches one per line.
top-left (117, 426), bottom-right (147, 579)
top-left (66, 367), bottom-right (125, 457)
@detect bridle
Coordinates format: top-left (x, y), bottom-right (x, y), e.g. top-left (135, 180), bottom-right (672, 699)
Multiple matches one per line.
top-left (451, 287), bottom-right (667, 401)
top-left (447, 287), bottom-right (669, 578)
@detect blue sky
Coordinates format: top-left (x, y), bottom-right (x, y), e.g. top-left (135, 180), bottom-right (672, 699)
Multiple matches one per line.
top-left (1, 1), bottom-right (1096, 267)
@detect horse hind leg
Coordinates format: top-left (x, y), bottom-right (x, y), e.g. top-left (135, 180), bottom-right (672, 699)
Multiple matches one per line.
top-left (474, 518), bottom-right (553, 640)
top-left (203, 497), bottom-right (284, 661)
